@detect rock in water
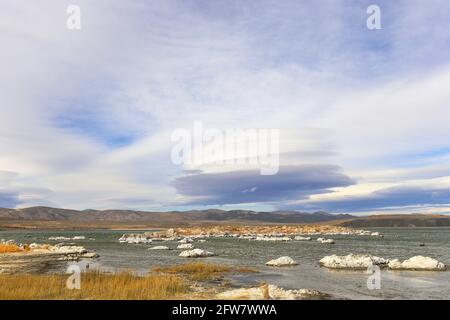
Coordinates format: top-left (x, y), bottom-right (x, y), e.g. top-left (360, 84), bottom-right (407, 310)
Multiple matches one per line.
top-left (370, 232), bottom-right (381, 237)
top-left (255, 236), bottom-right (291, 242)
top-left (388, 256), bottom-right (446, 271)
top-left (317, 238), bottom-right (335, 244)
top-left (149, 246), bottom-right (170, 250)
top-left (179, 249), bottom-right (215, 258)
top-left (82, 252), bottom-right (99, 259)
top-left (119, 234), bottom-right (152, 244)
top-left (319, 254), bottom-right (389, 269)
top-left (179, 238), bottom-right (193, 244)
top-left (177, 243), bottom-right (194, 249)
top-left (266, 256), bottom-right (298, 267)
top-left (294, 236), bottom-right (311, 241)
top-left (48, 236), bottom-right (71, 241)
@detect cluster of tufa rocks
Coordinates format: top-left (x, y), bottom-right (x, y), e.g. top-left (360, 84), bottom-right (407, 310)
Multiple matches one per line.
top-left (0, 240), bottom-right (99, 274)
top-left (48, 236), bottom-right (87, 241)
top-left (118, 225), bottom-right (384, 246)
top-left (179, 249), bottom-right (215, 258)
top-left (173, 225), bottom-right (383, 238)
top-left (388, 256), bottom-right (446, 271)
top-left (119, 229), bottom-right (212, 244)
top-left (319, 254), bottom-right (447, 271)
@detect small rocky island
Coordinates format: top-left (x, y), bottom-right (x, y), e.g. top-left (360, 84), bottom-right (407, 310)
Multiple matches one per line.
top-left (0, 240), bottom-right (98, 274)
top-left (319, 254), bottom-right (447, 271)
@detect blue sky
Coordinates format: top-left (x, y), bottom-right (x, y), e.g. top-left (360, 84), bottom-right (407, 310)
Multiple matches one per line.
top-left (1, 0), bottom-right (450, 214)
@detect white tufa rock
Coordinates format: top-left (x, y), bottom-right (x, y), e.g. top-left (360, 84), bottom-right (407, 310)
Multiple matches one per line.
top-left (255, 236), bottom-right (291, 242)
top-left (388, 256), bottom-right (447, 271)
top-left (149, 246), bottom-right (170, 250)
top-left (179, 248), bottom-right (215, 258)
top-left (179, 238), bottom-right (193, 244)
top-left (177, 243), bottom-right (194, 249)
top-left (216, 284), bottom-right (327, 300)
top-left (49, 236), bottom-right (86, 241)
top-left (319, 254), bottom-right (389, 269)
top-left (266, 256), bottom-right (298, 267)
top-left (165, 228), bottom-right (177, 237)
top-left (317, 238), bottom-right (335, 244)
top-left (119, 234), bottom-right (152, 244)
top-left (48, 236), bottom-right (71, 241)
top-left (294, 236), bottom-right (311, 241)
top-left (370, 232), bottom-right (381, 237)
top-left (49, 245), bottom-right (87, 254)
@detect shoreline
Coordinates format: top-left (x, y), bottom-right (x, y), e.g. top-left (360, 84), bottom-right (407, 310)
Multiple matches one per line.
top-left (2, 222), bottom-right (450, 232)
top-left (0, 260), bottom-right (330, 300)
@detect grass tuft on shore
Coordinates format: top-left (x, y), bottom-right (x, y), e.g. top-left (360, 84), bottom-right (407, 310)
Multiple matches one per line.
top-left (153, 262), bottom-right (256, 281)
top-left (0, 271), bottom-right (188, 300)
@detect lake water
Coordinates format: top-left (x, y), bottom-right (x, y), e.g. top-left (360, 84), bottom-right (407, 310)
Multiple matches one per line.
top-left (1, 227), bottom-right (449, 300)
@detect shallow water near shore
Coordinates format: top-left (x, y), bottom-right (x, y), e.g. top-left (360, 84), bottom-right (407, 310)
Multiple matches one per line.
top-left (1, 227), bottom-right (449, 300)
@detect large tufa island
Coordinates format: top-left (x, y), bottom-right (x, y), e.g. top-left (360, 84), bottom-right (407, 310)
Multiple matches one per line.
top-left (0, 240), bottom-right (98, 274)
top-left (118, 225), bottom-right (382, 244)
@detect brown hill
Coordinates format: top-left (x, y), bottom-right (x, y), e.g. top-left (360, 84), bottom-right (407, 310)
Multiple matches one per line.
top-left (338, 214), bottom-right (450, 227)
top-left (0, 207), bottom-right (353, 227)
top-left (1, 207), bottom-right (448, 229)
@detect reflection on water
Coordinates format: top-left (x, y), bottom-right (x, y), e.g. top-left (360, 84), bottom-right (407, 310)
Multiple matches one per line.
top-left (1, 227), bottom-right (449, 299)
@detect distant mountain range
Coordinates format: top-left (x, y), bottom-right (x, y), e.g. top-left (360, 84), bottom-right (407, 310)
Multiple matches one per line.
top-left (0, 207), bottom-right (449, 229)
top-left (0, 206), bottom-right (353, 225)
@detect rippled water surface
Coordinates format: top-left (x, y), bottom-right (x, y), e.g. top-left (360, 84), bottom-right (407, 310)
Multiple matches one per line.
top-left (1, 227), bottom-right (449, 299)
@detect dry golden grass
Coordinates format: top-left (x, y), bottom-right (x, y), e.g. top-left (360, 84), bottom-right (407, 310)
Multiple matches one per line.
top-left (0, 243), bottom-right (28, 253)
top-left (0, 271), bottom-right (188, 300)
top-left (154, 262), bottom-right (256, 281)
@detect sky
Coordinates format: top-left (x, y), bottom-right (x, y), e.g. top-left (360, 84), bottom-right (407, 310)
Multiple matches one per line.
top-left (1, 0), bottom-right (450, 215)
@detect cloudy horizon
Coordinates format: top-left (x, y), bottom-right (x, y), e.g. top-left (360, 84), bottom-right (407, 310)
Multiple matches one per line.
top-left (1, 0), bottom-right (450, 215)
